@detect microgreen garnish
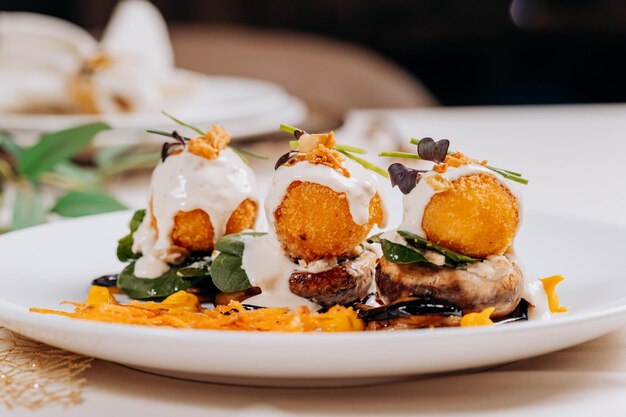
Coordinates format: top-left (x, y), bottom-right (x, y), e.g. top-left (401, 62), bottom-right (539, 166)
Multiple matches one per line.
top-left (388, 163), bottom-right (426, 194)
top-left (274, 150), bottom-right (297, 170)
top-left (417, 137), bottom-right (450, 163)
top-left (150, 130), bottom-right (188, 162)
top-left (280, 124), bottom-right (304, 138)
top-left (150, 113), bottom-right (267, 163)
top-left (337, 150), bottom-right (390, 178)
top-left (231, 147), bottom-right (268, 160)
top-left (161, 111), bottom-right (204, 135)
top-left (279, 124), bottom-right (388, 178)
top-left (380, 137), bottom-right (529, 185)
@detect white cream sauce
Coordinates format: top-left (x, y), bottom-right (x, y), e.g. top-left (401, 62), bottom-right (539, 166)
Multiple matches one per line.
top-left (399, 164), bottom-right (524, 238)
top-left (523, 280), bottom-right (553, 321)
top-left (132, 147), bottom-right (258, 278)
top-left (241, 232), bottom-right (319, 310)
top-left (265, 158), bottom-right (389, 228)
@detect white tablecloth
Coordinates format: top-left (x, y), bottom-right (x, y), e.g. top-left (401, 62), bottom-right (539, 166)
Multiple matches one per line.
top-left (10, 104), bottom-right (626, 416)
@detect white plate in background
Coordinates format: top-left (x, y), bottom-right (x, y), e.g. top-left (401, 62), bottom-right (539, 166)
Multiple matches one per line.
top-left (1, 70), bottom-right (307, 145)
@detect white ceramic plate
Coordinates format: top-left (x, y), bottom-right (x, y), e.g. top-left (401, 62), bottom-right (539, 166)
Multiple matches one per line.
top-left (1, 70), bottom-right (307, 145)
top-left (0, 211), bottom-right (625, 387)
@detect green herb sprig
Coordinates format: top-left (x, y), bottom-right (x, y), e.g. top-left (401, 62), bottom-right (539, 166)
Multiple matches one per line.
top-left (279, 124), bottom-right (389, 178)
top-left (158, 112), bottom-right (268, 163)
top-left (380, 137), bottom-right (528, 185)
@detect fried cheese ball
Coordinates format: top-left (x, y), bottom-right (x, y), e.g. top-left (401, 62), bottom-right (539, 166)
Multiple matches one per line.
top-left (151, 198), bottom-right (258, 252)
top-left (422, 173), bottom-right (519, 258)
top-left (274, 181), bottom-right (384, 262)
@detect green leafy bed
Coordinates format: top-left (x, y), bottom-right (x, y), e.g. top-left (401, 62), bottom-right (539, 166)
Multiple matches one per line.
top-left (115, 210), bottom-right (260, 299)
top-left (368, 231), bottom-right (480, 268)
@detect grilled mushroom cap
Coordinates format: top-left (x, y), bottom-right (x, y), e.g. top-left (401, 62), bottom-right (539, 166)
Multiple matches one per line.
top-left (376, 257), bottom-right (523, 318)
top-left (289, 250), bottom-right (377, 307)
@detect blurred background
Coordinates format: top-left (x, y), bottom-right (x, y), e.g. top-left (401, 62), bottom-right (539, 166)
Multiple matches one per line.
top-left (3, 0), bottom-right (626, 108)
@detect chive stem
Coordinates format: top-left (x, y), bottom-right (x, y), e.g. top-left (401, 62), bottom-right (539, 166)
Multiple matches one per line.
top-left (146, 129), bottom-right (191, 140)
top-left (279, 124), bottom-right (299, 134)
top-left (230, 147), bottom-right (249, 164)
top-left (161, 111), bottom-right (204, 135)
top-left (338, 150), bottom-right (389, 178)
top-left (378, 151), bottom-right (424, 160)
top-left (229, 147), bottom-right (268, 160)
top-left (334, 144), bottom-right (367, 154)
top-left (289, 140), bottom-right (299, 149)
top-left (486, 165), bottom-right (522, 177)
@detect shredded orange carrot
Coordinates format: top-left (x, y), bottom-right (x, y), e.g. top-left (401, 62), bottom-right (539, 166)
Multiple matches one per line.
top-left (460, 307), bottom-right (495, 327)
top-left (31, 288), bottom-right (364, 332)
top-left (540, 275), bottom-right (568, 313)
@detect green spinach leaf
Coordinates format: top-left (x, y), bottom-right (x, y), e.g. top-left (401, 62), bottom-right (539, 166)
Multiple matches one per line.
top-left (215, 232), bottom-right (266, 257)
top-left (177, 256), bottom-right (212, 277)
top-left (397, 230), bottom-right (480, 265)
top-left (117, 261), bottom-right (208, 300)
top-left (380, 239), bottom-right (431, 264)
top-left (116, 209), bottom-right (146, 262)
top-left (211, 252), bottom-right (251, 292)
top-left (210, 232), bottom-right (265, 292)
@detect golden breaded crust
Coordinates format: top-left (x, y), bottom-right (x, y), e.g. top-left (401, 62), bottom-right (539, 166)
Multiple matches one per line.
top-left (285, 145), bottom-right (348, 177)
top-left (274, 181), bottom-right (383, 262)
top-left (422, 173), bottom-right (518, 258)
top-left (171, 209), bottom-right (214, 252)
top-left (224, 198), bottom-right (258, 235)
top-left (152, 198), bottom-right (258, 253)
top-left (188, 124), bottom-right (230, 160)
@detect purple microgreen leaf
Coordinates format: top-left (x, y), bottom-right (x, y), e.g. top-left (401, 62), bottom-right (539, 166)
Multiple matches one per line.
top-left (417, 137), bottom-right (449, 163)
top-left (161, 142), bottom-right (183, 162)
top-left (274, 151), bottom-right (297, 170)
top-left (388, 163), bottom-right (426, 194)
top-left (172, 130), bottom-right (187, 145)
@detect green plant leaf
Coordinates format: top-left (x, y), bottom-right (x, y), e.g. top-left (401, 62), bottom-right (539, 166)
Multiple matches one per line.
top-left (40, 160), bottom-right (101, 189)
top-left (0, 131), bottom-right (23, 164)
top-left (11, 182), bottom-right (46, 230)
top-left (97, 147), bottom-right (160, 177)
top-left (397, 230), bottom-right (480, 265)
top-left (117, 209), bottom-right (146, 262)
top-left (211, 252), bottom-right (251, 293)
top-left (18, 122), bottom-right (110, 179)
top-left (117, 261), bottom-right (208, 300)
top-left (380, 239), bottom-right (431, 264)
top-left (94, 144), bottom-right (134, 168)
top-left (51, 190), bottom-right (127, 218)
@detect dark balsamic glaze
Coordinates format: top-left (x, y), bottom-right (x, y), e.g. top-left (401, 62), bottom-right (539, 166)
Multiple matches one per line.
top-left (91, 274), bottom-right (118, 287)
